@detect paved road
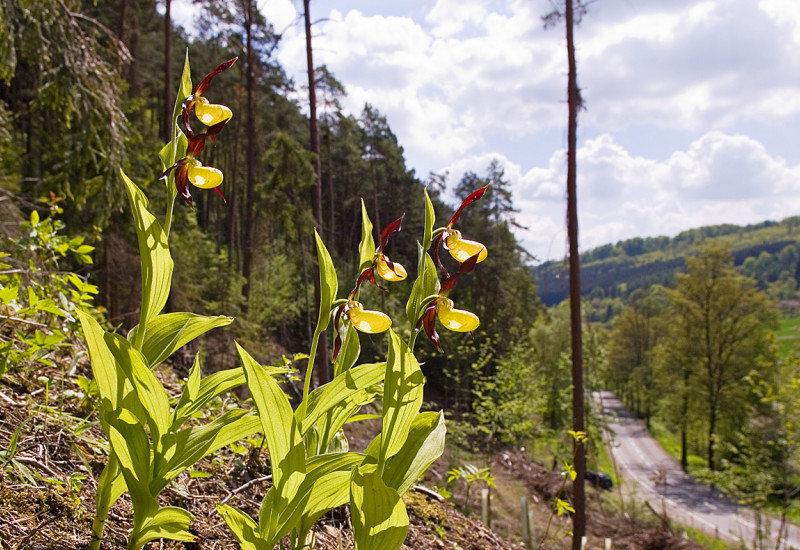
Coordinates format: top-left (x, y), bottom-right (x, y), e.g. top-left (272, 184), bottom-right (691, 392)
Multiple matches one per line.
top-left (596, 390), bottom-right (800, 548)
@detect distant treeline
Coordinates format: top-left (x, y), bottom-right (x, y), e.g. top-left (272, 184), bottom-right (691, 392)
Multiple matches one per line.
top-left (534, 217), bottom-right (800, 306)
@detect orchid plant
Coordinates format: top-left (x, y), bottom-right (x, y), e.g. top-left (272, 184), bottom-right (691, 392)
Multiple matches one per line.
top-left (77, 55), bottom-right (286, 550)
top-left (220, 189), bottom-right (490, 550)
top-left (80, 51), bottom-right (490, 550)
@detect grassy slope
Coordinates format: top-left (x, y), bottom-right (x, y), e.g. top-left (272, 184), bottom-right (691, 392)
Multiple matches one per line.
top-left (774, 316), bottom-right (800, 356)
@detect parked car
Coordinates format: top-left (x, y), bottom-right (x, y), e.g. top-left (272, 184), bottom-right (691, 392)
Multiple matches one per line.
top-left (585, 470), bottom-right (613, 490)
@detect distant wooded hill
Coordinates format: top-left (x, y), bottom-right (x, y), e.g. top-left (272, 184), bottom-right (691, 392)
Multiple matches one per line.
top-left (533, 217), bottom-right (800, 306)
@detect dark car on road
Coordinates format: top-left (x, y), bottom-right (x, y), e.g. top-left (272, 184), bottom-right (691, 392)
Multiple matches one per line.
top-left (585, 470), bottom-right (613, 490)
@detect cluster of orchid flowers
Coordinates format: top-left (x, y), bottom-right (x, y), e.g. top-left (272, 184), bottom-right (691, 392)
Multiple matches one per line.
top-left (333, 186), bottom-right (489, 357)
top-left (161, 58), bottom-right (237, 206)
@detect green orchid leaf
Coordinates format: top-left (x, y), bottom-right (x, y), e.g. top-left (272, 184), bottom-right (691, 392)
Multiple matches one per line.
top-left (380, 331), bottom-right (425, 464)
top-left (379, 411), bottom-right (446, 494)
top-left (155, 409), bottom-right (260, 492)
top-left (236, 342), bottom-right (306, 525)
top-left (174, 52), bottom-right (192, 130)
top-left (300, 362), bottom-right (385, 435)
top-left (105, 409), bottom-right (157, 520)
top-left (180, 354), bottom-right (202, 410)
top-left (275, 452), bottom-right (365, 539)
top-left (90, 456), bottom-right (126, 547)
top-left (172, 365), bottom-right (248, 429)
top-left (127, 312), bottom-right (233, 369)
top-left (351, 465), bottom-right (409, 550)
top-left (103, 331), bottom-right (170, 446)
top-left (76, 310), bottom-right (121, 412)
top-left (121, 171), bottom-right (174, 347)
top-left (160, 51), bottom-right (191, 171)
top-left (314, 229), bottom-right (338, 334)
top-left (295, 470), bottom-right (352, 535)
top-left (216, 504), bottom-right (268, 550)
top-left (423, 187), bottom-right (435, 254)
top-left (358, 199), bottom-right (376, 273)
top-left (332, 321), bottom-right (361, 378)
top-left (130, 506), bottom-right (196, 550)
top-left (406, 250), bottom-right (440, 327)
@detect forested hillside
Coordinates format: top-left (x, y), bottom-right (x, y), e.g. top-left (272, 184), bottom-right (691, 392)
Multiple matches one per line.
top-left (535, 217), bottom-right (800, 308)
top-left (0, 0), bottom-right (537, 392)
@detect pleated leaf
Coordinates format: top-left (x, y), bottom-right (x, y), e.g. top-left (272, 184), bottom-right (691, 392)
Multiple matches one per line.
top-left (299, 362), bottom-right (385, 435)
top-left (380, 331), bottom-right (425, 463)
top-left (216, 504), bottom-right (269, 550)
top-left (121, 171), bottom-right (173, 339)
top-left (358, 200), bottom-right (375, 273)
top-left (130, 507), bottom-right (196, 550)
top-left (128, 312), bottom-right (233, 369)
top-left (351, 466), bottom-right (409, 550)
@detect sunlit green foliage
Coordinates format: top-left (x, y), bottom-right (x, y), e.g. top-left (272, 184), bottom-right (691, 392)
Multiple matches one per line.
top-left (0, 199), bottom-right (97, 374)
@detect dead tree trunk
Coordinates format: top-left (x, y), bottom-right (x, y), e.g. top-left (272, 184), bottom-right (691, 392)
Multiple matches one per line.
top-left (565, 0), bottom-right (586, 546)
top-left (304, 0), bottom-right (330, 385)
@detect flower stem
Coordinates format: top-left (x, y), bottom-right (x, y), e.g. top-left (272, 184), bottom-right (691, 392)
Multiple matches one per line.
top-left (299, 327), bottom-right (322, 419)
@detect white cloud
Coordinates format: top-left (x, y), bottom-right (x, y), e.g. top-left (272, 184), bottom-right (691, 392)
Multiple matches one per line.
top-left (760, 0), bottom-right (800, 43)
top-left (268, 0), bottom-right (800, 264)
top-left (437, 132), bottom-right (800, 262)
top-left (273, 0), bottom-right (800, 181)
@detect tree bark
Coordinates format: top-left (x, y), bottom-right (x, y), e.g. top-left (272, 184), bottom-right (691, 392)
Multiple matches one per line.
top-left (162, 0), bottom-right (172, 141)
top-left (126, 0), bottom-right (140, 96)
top-left (241, 0), bottom-right (256, 312)
top-left (304, 0), bottom-right (329, 385)
top-left (708, 400), bottom-right (716, 471)
top-left (565, 0), bottom-right (586, 546)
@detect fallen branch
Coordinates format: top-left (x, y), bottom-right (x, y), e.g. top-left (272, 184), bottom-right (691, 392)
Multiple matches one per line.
top-left (219, 475), bottom-right (272, 505)
top-left (11, 514), bottom-right (58, 550)
top-left (644, 501), bottom-right (673, 533)
top-left (412, 484), bottom-right (445, 502)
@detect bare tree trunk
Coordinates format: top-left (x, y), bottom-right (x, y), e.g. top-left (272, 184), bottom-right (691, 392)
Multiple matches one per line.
top-left (707, 402), bottom-right (716, 471)
top-left (162, 0), bottom-right (172, 141)
top-left (126, 0), bottom-right (140, 96)
top-left (241, 0), bottom-right (256, 313)
top-left (565, 0), bottom-right (586, 546)
top-left (304, 0), bottom-right (330, 385)
top-left (324, 127), bottom-right (335, 251)
top-left (118, 0), bottom-right (127, 74)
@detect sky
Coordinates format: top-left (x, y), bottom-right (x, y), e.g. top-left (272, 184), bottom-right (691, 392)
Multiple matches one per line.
top-left (172, 0), bottom-right (800, 263)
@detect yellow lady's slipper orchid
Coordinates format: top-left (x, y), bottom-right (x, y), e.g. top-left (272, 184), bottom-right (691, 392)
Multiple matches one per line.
top-left (375, 253), bottom-right (407, 281)
top-left (163, 58), bottom-right (237, 207)
top-left (347, 301), bottom-right (392, 333)
top-left (187, 161), bottom-right (224, 189)
top-left (436, 298), bottom-right (480, 332)
top-left (194, 96), bottom-right (233, 126)
top-left (445, 229), bottom-right (487, 263)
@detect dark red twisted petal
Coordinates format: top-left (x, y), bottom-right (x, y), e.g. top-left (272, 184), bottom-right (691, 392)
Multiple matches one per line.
top-left (206, 119), bottom-right (228, 136)
top-left (180, 98), bottom-right (193, 136)
top-left (213, 187), bottom-right (226, 203)
top-left (175, 163), bottom-right (193, 207)
top-left (432, 232), bottom-right (449, 279)
top-left (381, 255), bottom-right (405, 279)
top-left (187, 133), bottom-right (207, 157)
top-left (378, 215), bottom-right (404, 252)
top-left (440, 252), bottom-right (480, 294)
top-left (448, 185), bottom-right (488, 227)
top-left (195, 57), bottom-right (238, 96)
top-left (421, 302), bottom-right (442, 352)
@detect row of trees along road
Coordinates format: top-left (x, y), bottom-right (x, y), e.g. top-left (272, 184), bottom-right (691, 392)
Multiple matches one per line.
top-left (607, 240), bottom-right (778, 472)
